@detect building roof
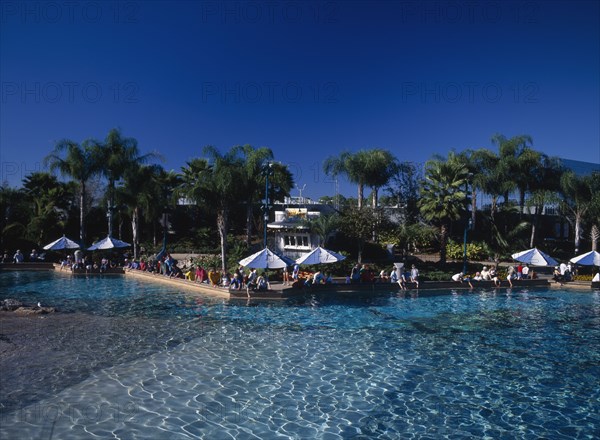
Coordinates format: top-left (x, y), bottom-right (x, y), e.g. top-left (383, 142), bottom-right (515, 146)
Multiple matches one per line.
top-left (559, 158), bottom-right (599, 176)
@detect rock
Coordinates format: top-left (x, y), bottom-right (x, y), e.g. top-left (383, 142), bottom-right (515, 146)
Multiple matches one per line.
top-left (1, 299), bottom-right (23, 311)
top-left (13, 306), bottom-right (56, 316)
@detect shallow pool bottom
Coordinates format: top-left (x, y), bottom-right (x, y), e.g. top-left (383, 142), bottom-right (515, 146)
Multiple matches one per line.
top-left (1, 272), bottom-right (599, 439)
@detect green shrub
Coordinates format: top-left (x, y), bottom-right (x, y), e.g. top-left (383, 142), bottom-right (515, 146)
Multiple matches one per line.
top-left (193, 254), bottom-right (221, 270)
top-left (446, 239), bottom-right (489, 261)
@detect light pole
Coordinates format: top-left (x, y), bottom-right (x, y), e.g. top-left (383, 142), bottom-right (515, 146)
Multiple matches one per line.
top-left (263, 162), bottom-right (273, 248)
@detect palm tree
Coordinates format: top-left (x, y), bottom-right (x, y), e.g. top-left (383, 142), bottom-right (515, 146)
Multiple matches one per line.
top-left (362, 149), bottom-right (398, 209)
top-left (384, 161), bottom-right (422, 224)
top-left (44, 138), bottom-right (100, 244)
top-left (22, 172), bottom-right (74, 246)
top-left (468, 148), bottom-right (508, 222)
top-left (0, 184), bottom-right (27, 249)
top-left (418, 157), bottom-right (469, 264)
top-left (150, 168), bottom-right (181, 247)
top-left (324, 148), bottom-right (398, 211)
top-left (525, 155), bottom-right (563, 247)
top-left (179, 146), bottom-right (244, 272)
top-left (119, 164), bottom-right (165, 259)
top-left (324, 151), bottom-right (368, 209)
top-left (238, 145), bottom-right (274, 246)
top-left (560, 170), bottom-right (594, 254)
top-left (588, 173), bottom-right (600, 251)
top-left (492, 133), bottom-right (539, 216)
top-left (309, 213), bottom-right (340, 247)
top-left (94, 128), bottom-right (159, 237)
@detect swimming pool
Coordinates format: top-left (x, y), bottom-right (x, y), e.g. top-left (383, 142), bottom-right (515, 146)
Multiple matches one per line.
top-left (1, 271), bottom-right (599, 439)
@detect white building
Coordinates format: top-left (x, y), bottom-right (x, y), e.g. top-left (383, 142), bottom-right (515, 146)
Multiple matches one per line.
top-left (267, 203), bottom-right (336, 259)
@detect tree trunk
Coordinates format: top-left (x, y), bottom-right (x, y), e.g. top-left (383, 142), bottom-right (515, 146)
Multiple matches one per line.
top-left (372, 188), bottom-right (378, 209)
top-left (490, 195), bottom-right (498, 222)
top-left (79, 181), bottom-right (86, 244)
top-left (372, 188), bottom-right (378, 241)
top-left (439, 224), bottom-right (448, 265)
top-left (357, 239), bottom-right (364, 264)
top-left (132, 206), bottom-right (139, 259)
top-left (107, 179), bottom-right (115, 237)
top-left (357, 184), bottom-right (364, 209)
top-left (118, 217), bottom-right (123, 240)
top-left (519, 189), bottom-right (526, 218)
top-left (217, 208), bottom-right (228, 272)
top-left (246, 203), bottom-right (253, 247)
top-left (471, 188), bottom-right (477, 228)
top-left (591, 225), bottom-right (599, 251)
top-left (574, 213), bottom-right (582, 254)
top-left (153, 220), bottom-right (157, 247)
top-left (529, 204), bottom-right (542, 248)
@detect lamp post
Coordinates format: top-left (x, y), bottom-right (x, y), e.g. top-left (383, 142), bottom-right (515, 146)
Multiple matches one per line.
top-left (263, 162), bottom-right (273, 248)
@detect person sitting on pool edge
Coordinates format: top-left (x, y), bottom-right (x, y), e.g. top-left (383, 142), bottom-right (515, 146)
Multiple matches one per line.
top-left (410, 264), bottom-right (419, 288)
top-left (452, 272), bottom-right (473, 288)
top-left (230, 273), bottom-right (242, 290)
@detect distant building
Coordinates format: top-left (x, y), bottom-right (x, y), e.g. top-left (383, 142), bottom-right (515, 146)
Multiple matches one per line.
top-left (558, 158), bottom-right (600, 176)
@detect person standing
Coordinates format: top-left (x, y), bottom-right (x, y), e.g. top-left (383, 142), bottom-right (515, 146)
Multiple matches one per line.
top-left (292, 263), bottom-right (300, 283)
top-left (507, 265), bottom-right (515, 287)
top-left (516, 263), bottom-right (523, 280)
top-left (13, 250), bottom-right (24, 264)
top-left (282, 265), bottom-right (290, 286)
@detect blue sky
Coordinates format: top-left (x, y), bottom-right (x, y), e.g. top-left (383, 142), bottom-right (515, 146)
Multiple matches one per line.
top-left (1, 0), bottom-right (599, 199)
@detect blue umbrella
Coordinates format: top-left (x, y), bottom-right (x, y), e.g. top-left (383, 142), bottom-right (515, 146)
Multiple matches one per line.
top-left (570, 250), bottom-right (600, 266)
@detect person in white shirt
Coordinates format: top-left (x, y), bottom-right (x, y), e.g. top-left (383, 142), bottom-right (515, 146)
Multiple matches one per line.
top-left (410, 264), bottom-right (419, 288)
top-left (480, 266), bottom-right (491, 281)
top-left (559, 262), bottom-right (567, 276)
top-left (452, 272), bottom-right (473, 288)
top-left (522, 264), bottom-right (530, 279)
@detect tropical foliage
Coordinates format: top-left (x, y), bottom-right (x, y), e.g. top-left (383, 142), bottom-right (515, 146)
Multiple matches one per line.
top-left (3, 129), bottom-right (598, 276)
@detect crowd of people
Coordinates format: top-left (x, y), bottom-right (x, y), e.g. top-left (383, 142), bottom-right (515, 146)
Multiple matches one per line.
top-left (1, 249), bottom-right (45, 264)
top-left (123, 253), bottom-right (277, 295)
top-left (5, 245), bottom-right (596, 292)
top-left (452, 262), bottom-right (546, 288)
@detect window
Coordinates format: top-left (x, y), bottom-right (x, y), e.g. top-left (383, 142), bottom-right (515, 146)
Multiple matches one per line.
top-left (283, 234), bottom-right (310, 250)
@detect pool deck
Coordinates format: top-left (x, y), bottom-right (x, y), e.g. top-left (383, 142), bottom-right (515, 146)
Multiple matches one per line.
top-left (2, 263), bottom-right (597, 299)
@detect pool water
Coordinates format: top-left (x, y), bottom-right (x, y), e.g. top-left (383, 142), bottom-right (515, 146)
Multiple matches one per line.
top-left (1, 271), bottom-right (599, 439)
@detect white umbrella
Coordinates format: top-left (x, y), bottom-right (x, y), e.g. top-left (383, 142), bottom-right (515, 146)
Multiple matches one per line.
top-left (570, 250), bottom-right (600, 266)
top-left (295, 246), bottom-right (346, 265)
top-left (43, 235), bottom-right (80, 251)
top-left (511, 247), bottom-right (558, 267)
top-left (87, 236), bottom-right (131, 251)
top-left (239, 248), bottom-right (290, 269)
